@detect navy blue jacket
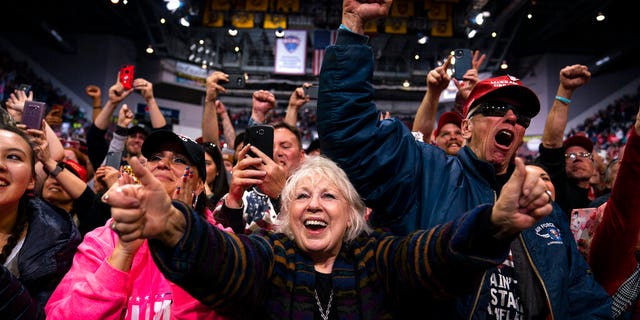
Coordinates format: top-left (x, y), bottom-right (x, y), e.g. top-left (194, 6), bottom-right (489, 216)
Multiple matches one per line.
top-left (317, 29), bottom-right (611, 319)
top-left (0, 197), bottom-right (81, 319)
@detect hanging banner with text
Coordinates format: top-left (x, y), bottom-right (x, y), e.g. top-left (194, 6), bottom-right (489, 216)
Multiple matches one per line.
top-left (274, 30), bottom-right (307, 75)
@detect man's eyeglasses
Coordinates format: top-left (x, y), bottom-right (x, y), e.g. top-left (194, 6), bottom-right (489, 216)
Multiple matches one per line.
top-left (468, 102), bottom-right (531, 128)
top-left (565, 152), bottom-right (593, 161)
top-left (147, 152), bottom-right (192, 167)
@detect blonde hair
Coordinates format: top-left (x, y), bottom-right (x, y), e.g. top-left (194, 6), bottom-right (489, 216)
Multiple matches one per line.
top-left (275, 156), bottom-right (371, 242)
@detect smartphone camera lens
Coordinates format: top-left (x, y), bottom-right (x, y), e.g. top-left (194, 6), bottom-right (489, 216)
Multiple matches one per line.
top-left (257, 128), bottom-right (265, 136)
top-left (236, 77), bottom-right (243, 86)
top-left (455, 50), bottom-right (463, 57)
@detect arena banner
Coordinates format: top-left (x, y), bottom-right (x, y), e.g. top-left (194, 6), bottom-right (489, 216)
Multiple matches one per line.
top-left (274, 30), bottom-right (307, 75)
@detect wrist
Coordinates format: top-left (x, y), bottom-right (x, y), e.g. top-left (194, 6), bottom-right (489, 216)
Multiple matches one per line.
top-left (341, 14), bottom-right (364, 34)
top-left (162, 206), bottom-right (187, 247)
top-left (43, 160), bottom-right (64, 178)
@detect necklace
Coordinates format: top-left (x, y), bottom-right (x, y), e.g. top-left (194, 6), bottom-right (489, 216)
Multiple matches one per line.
top-left (314, 289), bottom-right (333, 320)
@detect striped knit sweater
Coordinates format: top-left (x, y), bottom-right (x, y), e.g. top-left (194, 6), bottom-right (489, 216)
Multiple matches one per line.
top-left (149, 202), bottom-right (511, 319)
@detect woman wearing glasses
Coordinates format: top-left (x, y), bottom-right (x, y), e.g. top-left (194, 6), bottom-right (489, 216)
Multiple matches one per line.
top-left (46, 130), bottom-right (230, 320)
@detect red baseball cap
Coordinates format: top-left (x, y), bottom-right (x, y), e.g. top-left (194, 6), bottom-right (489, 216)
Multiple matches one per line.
top-left (462, 75), bottom-right (540, 120)
top-left (62, 159), bottom-right (88, 182)
top-left (563, 134), bottom-right (593, 152)
top-left (434, 111), bottom-right (463, 137)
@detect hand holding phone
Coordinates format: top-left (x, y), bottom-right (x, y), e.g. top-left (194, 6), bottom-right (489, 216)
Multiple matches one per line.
top-left (22, 101), bottom-right (46, 129)
top-left (244, 124), bottom-right (274, 159)
top-left (452, 49), bottom-right (473, 80)
top-left (119, 65), bottom-right (135, 90)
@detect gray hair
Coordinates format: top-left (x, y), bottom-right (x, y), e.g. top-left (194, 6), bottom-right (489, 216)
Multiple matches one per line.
top-left (275, 155), bottom-right (372, 242)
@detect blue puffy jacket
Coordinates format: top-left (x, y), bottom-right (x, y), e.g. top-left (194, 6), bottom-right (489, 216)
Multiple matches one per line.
top-left (317, 28), bottom-right (611, 319)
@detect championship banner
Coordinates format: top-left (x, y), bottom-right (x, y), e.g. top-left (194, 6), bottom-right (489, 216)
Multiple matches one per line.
top-left (385, 18), bottom-right (407, 34)
top-left (428, 2), bottom-right (448, 20)
top-left (264, 14), bottom-right (287, 29)
top-left (209, 0), bottom-right (231, 10)
top-left (232, 12), bottom-right (254, 28)
top-left (203, 10), bottom-right (224, 27)
top-left (245, 0), bottom-right (268, 11)
top-left (274, 30), bottom-right (307, 75)
top-left (364, 20), bottom-right (378, 33)
top-left (276, 0), bottom-right (300, 13)
top-left (391, 0), bottom-right (414, 17)
top-left (431, 16), bottom-right (453, 37)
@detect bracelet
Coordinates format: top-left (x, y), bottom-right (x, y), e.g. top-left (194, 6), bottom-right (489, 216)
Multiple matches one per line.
top-left (44, 161), bottom-right (64, 178)
top-left (555, 95), bottom-right (571, 104)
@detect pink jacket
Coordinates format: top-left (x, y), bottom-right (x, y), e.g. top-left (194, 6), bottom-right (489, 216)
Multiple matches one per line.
top-left (46, 210), bottom-right (231, 320)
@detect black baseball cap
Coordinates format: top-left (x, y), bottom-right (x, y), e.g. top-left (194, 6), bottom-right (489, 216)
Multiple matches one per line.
top-left (141, 130), bottom-right (206, 182)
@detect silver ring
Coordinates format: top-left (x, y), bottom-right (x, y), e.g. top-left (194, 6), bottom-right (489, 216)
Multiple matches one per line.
top-left (110, 221), bottom-right (117, 231)
top-left (545, 190), bottom-right (553, 203)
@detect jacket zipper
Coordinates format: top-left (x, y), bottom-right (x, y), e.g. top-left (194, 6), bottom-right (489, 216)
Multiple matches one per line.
top-left (519, 234), bottom-right (554, 320)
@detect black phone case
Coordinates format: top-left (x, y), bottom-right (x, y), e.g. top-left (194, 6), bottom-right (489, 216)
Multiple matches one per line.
top-left (244, 125), bottom-right (274, 159)
top-left (22, 101), bottom-right (46, 129)
top-left (225, 73), bottom-right (246, 89)
top-left (305, 86), bottom-right (319, 99)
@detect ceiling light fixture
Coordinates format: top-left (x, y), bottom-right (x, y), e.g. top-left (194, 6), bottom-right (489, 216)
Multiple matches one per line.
top-left (179, 16), bottom-right (190, 27)
top-left (228, 26), bottom-right (238, 37)
top-left (165, 0), bottom-right (181, 12)
top-left (417, 33), bottom-right (428, 44)
top-left (402, 80), bottom-right (410, 88)
top-left (146, 45), bottom-right (154, 54)
top-left (596, 12), bottom-right (605, 22)
top-left (275, 27), bottom-right (285, 38)
top-left (500, 61), bottom-right (508, 69)
top-left (160, 18), bottom-right (166, 24)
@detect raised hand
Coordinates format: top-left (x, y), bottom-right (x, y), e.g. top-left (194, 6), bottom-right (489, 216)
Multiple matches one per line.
top-left (108, 72), bottom-right (134, 105)
top-left (206, 71), bottom-right (229, 103)
top-left (342, 0), bottom-right (393, 34)
top-left (427, 55), bottom-right (452, 94)
top-left (251, 90), bottom-right (276, 123)
top-left (103, 156), bottom-right (185, 246)
top-left (116, 104), bottom-right (135, 128)
top-left (559, 64), bottom-right (591, 91)
top-left (491, 158), bottom-right (553, 240)
top-left (5, 89), bottom-right (33, 122)
top-left (133, 78), bottom-right (155, 102)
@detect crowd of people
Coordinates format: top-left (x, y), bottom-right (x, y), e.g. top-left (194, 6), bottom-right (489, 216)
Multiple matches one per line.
top-left (1, 0), bottom-right (640, 319)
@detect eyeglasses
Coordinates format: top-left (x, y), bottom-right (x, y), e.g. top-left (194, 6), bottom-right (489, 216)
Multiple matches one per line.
top-left (147, 152), bottom-right (192, 167)
top-left (565, 152), bottom-right (593, 161)
top-left (468, 102), bottom-right (531, 128)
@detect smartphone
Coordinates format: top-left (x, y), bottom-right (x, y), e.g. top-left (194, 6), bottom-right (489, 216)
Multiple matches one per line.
top-left (22, 100), bottom-right (46, 129)
top-left (105, 151), bottom-right (123, 169)
top-left (225, 73), bottom-right (246, 89)
top-left (244, 124), bottom-right (274, 159)
top-left (452, 48), bottom-right (473, 80)
top-left (119, 65), bottom-right (135, 90)
top-left (304, 86), bottom-right (319, 99)
top-left (18, 84), bottom-right (31, 95)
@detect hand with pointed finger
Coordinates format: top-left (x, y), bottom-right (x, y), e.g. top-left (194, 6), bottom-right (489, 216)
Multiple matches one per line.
top-left (103, 157), bottom-right (186, 246)
top-left (491, 158), bottom-right (553, 240)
